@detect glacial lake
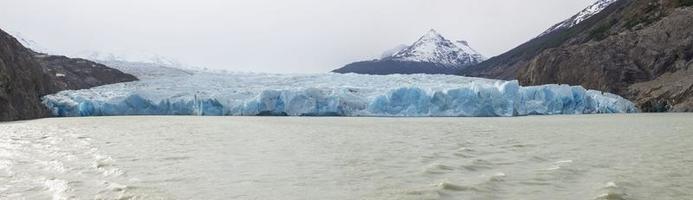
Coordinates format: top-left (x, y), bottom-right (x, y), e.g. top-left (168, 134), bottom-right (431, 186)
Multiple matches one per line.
top-left (1, 114), bottom-right (692, 200)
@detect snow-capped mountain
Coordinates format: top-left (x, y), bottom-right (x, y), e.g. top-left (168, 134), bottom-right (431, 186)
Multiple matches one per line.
top-left (333, 29), bottom-right (485, 75)
top-left (539, 0), bottom-right (619, 36)
top-left (386, 29), bottom-right (485, 67)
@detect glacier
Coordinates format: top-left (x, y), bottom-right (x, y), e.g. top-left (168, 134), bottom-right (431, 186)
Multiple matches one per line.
top-left (42, 72), bottom-right (637, 117)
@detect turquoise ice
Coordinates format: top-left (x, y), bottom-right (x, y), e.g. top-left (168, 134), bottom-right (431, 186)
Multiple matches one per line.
top-left (42, 73), bottom-right (637, 117)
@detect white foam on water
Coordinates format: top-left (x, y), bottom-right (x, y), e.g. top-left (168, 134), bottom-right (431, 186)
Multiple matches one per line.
top-left (44, 178), bottom-right (70, 200)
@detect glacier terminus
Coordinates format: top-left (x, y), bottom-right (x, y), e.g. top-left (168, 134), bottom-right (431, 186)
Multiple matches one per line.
top-left (42, 72), bottom-right (637, 117)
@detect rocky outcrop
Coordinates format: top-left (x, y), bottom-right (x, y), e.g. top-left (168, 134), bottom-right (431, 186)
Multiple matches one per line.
top-left (34, 53), bottom-right (137, 91)
top-left (464, 0), bottom-right (693, 112)
top-left (0, 28), bottom-right (138, 121)
top-left (0, 29), bottom-right (54, 121)
top-left (629, 67), bottom-right (693, 112)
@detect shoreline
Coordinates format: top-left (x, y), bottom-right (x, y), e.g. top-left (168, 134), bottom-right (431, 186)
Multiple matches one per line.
top-left (4, 112), bottom-right (689, 123)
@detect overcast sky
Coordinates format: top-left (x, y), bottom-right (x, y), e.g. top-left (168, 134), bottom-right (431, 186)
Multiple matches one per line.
top-left (1, 0), bottom-right (595, 73)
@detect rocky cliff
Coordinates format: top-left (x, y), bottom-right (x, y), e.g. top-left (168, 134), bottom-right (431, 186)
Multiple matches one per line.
top-left (464, 0), bottom-right (693, 112)
top-left (0, 29), bottom-right (54, 121)
top-left (0, 29), bottom-right (138, 121)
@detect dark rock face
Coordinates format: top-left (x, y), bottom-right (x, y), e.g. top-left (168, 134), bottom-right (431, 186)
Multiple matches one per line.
top-left (461, 0), bottom-right (633, 80)
top-left (464, 0), bottom-right (693, 111)
top-left (0, 28), bottom-right (138, 121)
top-left (629, 67), bottom-right (693, 112)
top-left (332, 60), bottom-right (461, 75)
top-left (0, 29), bottom-right (54, 121)
top-left (34, 53), bottom-right (138, 91)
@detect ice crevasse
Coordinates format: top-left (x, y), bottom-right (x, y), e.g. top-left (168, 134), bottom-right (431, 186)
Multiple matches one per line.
top-left (42, 73), bottom-right (638, 117)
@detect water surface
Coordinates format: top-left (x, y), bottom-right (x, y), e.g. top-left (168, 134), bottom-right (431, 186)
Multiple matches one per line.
top-left (1, 114), bottom-right (691, 199)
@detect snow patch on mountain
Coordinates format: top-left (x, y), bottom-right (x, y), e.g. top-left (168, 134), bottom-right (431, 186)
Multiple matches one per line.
top-left (73, 50), bottom-right (186, 69)
top-left (454, 40), bottom-right (486, 64)
top-left (380, 44), bottom-right (410, 59)
top-left (10, 31), bottom-right (51, 54)
top-left (540, 0), bottom-right (619, 36)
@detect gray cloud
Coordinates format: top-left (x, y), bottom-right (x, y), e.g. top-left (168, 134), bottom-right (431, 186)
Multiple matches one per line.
top-left (1, 0), bottom-right (594, 73)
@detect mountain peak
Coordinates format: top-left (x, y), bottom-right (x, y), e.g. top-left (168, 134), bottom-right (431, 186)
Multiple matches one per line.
top-left (387, 30), bottom-right (485, 67)
top-left (334, 29), bottom-right (486, 75)
top-left (417, 29), bottom-right (446, 43)
top-left (422, 29), bottom-right (442, 37)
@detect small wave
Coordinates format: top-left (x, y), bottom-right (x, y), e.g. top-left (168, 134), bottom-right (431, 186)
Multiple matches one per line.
top-left (453, 147), bottom-right (476, 158)
top-left (489, 172), bottom-right (506, 182)
top-left (541, 160), bottom-right (574, 171)
top-left (93, 154), bottom-right (124, 177)
top-left (529, 155), bottom-right (548, 162)
top-left (596, 192), bottom-right (628, 200)
top-left (453, 152), bottom-right (475, 158)
top-left (95, 181), bottom-right (141, 200)
top-left (100, 167), bottom-right (125, 177)
top-left (605, 181), bottom-right (617, 188)
top-left (501, 143), bottom-right (537, 150)
top-left (0, 159), bottom-right (13, 170)
top-left (423, 163), bottom-right (455, 174)
top-left (437, 181), bottom-right (477, 192)
top-left (457, 147), bottom-right (475, 152)
top-left (555, 160), bottom-right (573, 164)
top-left (403, 188), bottom-right (442, 200)
top-left (595, 181), bottom-right (628, 200)
top-left (41, 160), bottom-right (67, 173)
top-left (462, 159), bottom-right (494, 171)
top-left (44, 178), bottom-right (70, 200)
top-left (519, 181), bottom-right (551, 186)
top-left (105, 182), bottom-right (129, 192)
top-left (434, 173), bottom-right (506, 194)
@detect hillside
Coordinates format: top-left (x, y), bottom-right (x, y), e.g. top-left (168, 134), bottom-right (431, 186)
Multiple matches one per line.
top-left (463, 0), bottom-right (693, 111)
top-left (34, 53), bottom-right (138, 91)
top-left (0, 29), bottom-right (54, 120)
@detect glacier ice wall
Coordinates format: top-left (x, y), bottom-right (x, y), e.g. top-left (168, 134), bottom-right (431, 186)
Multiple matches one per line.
top-left (42, 73), bottom-right (637, 117)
